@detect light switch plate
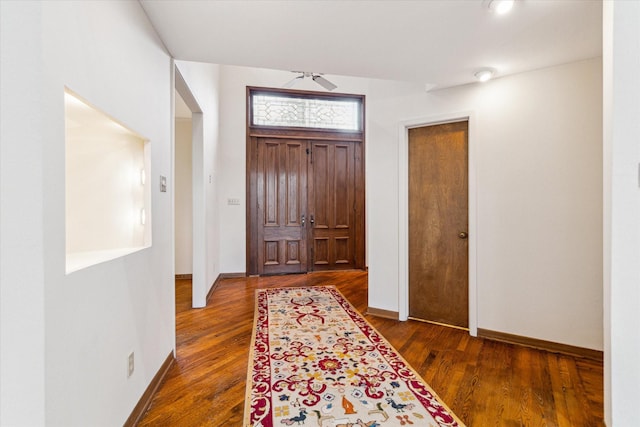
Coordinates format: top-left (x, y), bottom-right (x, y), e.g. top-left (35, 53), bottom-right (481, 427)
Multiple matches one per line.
top-left (228, 198), bottom-right (240, 205)
top-left (160, 175), bottom-right (167, 192)
top-left (127, 352), bottom-right (134, 378)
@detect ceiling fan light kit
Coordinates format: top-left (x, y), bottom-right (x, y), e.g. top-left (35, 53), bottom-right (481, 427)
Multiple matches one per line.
top-left (283, 71), bottom-right (337, 91)
top-left (312, 74), bottom-right (337, 91)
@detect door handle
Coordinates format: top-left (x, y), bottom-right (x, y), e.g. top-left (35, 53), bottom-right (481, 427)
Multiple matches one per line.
top-left (458, 231), bottom-right (468, 239)
top-left (310, 215), bottom-right (315, 225)
top-left (301, 214), bottom-right (305, 227)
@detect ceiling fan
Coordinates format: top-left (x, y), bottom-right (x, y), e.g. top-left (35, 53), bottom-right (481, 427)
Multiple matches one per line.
top-left (283, 71), bottom-right (337, 91)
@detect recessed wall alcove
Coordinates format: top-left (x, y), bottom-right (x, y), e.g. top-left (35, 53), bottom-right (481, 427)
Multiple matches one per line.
top-left (64, 88), bottom-right (151, 273)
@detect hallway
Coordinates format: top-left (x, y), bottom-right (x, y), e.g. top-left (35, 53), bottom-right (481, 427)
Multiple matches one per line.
top-left (138, 271), bottom-right (603, 426)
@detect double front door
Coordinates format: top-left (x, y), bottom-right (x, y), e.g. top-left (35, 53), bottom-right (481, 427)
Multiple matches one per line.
top-left (251, 138), bottom-right (363, 275)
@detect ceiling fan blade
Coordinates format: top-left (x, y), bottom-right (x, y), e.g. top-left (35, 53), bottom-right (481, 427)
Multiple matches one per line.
top-left (283, 75), bottom-right (303, 88)
top-left (312, 75), bottom-right (337, 91)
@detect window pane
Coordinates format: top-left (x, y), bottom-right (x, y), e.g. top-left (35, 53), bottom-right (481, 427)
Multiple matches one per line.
top-left (252, 94), bottom-right (361, 131)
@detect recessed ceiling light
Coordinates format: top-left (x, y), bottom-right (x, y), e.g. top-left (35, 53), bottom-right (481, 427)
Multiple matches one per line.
top-left (474, 69), bottom-right (495, 82)
top-left (488, 0), bottom-right (514, 15)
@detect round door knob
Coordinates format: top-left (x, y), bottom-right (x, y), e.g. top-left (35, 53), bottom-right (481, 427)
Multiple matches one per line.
top-left (458, 232), bottom-right (468, 239)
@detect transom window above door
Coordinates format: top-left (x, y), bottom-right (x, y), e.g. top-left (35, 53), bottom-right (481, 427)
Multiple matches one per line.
top-left (249, 89), bottom-right (363, 132)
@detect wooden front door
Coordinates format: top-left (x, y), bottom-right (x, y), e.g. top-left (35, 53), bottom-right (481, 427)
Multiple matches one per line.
top-left (308, 141), bottom-right (357, 270)
top-left (256, 138), bottom-right (308, 274)
top-left (253, 139), bottom-right (362, 275)
top-left (408, 121), bottom-right (469, 328)
top-left (247, 87), bottom-right (365, 276)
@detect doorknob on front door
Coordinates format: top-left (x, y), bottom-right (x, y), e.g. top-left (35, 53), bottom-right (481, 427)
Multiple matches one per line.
top-left (301, 214), bottom-right (305, 227)
top-left (310, 215), bottom-right (315, 225)
top-left (458, 231), bottom-right (468, 239)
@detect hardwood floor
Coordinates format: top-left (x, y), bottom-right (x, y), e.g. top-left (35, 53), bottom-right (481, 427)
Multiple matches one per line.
top-left (137, 271), bottom-right (603, 426)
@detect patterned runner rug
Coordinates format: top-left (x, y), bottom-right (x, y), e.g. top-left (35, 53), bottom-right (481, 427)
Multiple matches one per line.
top-left (244, 286), bottom-right (465, 427)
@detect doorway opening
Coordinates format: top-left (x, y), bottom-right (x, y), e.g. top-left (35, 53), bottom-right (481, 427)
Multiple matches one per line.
top-left (174, 67), bottom-right (204, 309)
top-left (398, 113), bottom-right (478, 335)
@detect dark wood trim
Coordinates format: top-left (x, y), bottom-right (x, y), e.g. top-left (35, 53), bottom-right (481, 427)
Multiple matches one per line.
top-left (477, 328), bottom-right (604, 361)
top-left (124, 351), bottom-right (175, 427)
top-left (206, 273), bottom-right (247, 304)
top-left (367, 307), bottom-right (399, 320)
top-left (219, 272), bottom-right (247, 279)
top-left (248, 128), bottom-right (362, 142)
top-left (175, 274), bottom-right (192, 280)
top-left (247, 85), bottom-right (366, 106)
top-left (356, 95), bottom-right (366, 270)
top-left (206, 278), bottom-right (218, 305)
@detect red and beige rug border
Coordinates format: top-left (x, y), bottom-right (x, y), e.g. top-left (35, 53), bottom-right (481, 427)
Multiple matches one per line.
top-left (243, 285), bottom-right (466, 427)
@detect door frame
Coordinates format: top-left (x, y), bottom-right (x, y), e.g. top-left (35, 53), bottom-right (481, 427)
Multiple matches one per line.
top-left (246, 87), bottom-right (366, 275)
top-left (174, 65), bottom-right (207, 308)
top-left (398, 111), bottom-right (478, 336)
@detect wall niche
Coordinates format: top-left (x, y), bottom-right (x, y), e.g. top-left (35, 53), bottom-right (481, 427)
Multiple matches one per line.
top-left (65, 88), bottom-right (151, 273)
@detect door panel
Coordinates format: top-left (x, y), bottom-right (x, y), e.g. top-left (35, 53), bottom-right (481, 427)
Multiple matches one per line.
top-left (313, 238), bottom-right (330, 266)
top-left (250, 136), bottom-right (364, 275)
top-left (257, 139), bottom-right (307, 274)
top-left (309, 142), bottom-right (356, 271)
top-left (334, 144), bottom-right (350, 228)
top-left (335, 237), bottom-right (350, 264)
top-left (311, 144), bottom-right (329, 229)
top-left (408, 121), bottom-right (469, 328)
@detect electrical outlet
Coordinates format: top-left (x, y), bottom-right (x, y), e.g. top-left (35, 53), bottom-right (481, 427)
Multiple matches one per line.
top-left (128, 352), bottom-right (134, 378)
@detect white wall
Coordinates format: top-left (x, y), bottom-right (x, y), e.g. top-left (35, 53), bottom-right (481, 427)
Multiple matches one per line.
top-left (411, 60), bottom-right (603, 349)
top-left (174, 60), bottom-right (221, 307)
top-left (1, 2), bottom-right (174, 425)
top-left (217, 59), bottom-right (602, 351)
top-left (374, 59), bottom-right (602, 350)
top-left (217, 67), bottom-right (375, 273)
top-left (175, 118), bottom-right (193, 275)
top-left (603, 1), bottom-right (640, 425)
top-left (0, 2), bottom-right (47, 424)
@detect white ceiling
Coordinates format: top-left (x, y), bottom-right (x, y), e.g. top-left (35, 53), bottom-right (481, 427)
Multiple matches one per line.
top-left (140, 0), bottom-right (602, 89)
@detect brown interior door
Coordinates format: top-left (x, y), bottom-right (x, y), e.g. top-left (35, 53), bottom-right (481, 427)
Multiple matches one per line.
top-left (256, 138), bottom-right (307, 274)
top-left (408, 121), bottom-right (469, 328)
top-left (308, 141), bottom-right (357, 270)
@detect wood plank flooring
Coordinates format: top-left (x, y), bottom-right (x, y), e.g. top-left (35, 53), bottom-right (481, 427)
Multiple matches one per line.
top-left (137, 271), bottom-right (603, 426)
